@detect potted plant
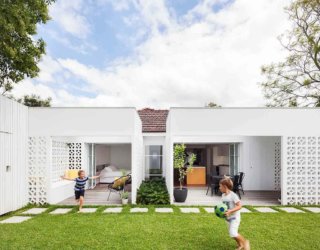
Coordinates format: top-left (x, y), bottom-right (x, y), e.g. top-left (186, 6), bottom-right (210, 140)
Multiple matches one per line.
top-left (121, 191), bottom-right (129, 205)
top-left (173, 144), bottom-right (196, 202)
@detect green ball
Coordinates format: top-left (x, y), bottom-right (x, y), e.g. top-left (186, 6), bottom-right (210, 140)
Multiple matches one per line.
top-left (215, 203), bottom-right (228, 218)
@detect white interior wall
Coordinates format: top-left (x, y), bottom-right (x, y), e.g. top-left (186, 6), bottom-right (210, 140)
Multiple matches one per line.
top-left (95, 145), bottom-right (111, 165)
top-left (109, 144), bottom-right (131, 170)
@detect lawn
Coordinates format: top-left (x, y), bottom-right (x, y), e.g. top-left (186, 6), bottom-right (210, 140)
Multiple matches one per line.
top-left (0, 205), bottom-right (320, 250)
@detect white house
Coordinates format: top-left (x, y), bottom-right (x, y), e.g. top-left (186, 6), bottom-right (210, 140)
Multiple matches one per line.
top-left (1, 94), bottom-right (320, 215)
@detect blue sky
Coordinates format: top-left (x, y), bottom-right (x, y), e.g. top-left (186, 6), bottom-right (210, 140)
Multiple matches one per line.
top-left (12, 0), bottom-right (291, 107)
top-left (39, 0), bottom-right (222, 67)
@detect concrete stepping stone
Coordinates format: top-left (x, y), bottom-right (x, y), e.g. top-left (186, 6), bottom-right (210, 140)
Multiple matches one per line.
top-left (79, 208), bottom-right (97, 213)
top-left (254, 207), bottom-right (278, 213)
top-left (240, 208), bottom-right (251, 213)
top-left (204, 207), bottom-right (215, 213)
top-left (50, 208), bottom-right (72, 215)
top-left (302, 207), bottom-right (320, 213)
top-left (103, 207), bottom-right (123, 213)
top-left (155, 208), bottom-right (173, 213)
top-left (130, 208), bottom-right (148, 213)
top-left (0, 216), bottom-right (32, 224)
top-left (22, 208), bottom-right (47, 215)
top-left (180, 208), bottom-right (200, 213)
top-left (278, 207), bottom-right (304, 213)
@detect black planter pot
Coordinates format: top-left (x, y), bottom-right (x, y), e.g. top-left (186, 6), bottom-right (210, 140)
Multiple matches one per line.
top-left (174, 188), bottom-right (188, 202)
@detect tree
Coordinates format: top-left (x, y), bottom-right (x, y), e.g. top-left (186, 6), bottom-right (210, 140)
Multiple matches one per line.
top-left (205, 102), bottom-right (221, 107)
top-left (173, 144), bottom-right (196, 190)
top-left (17, 94), bottom-right (52, 107)
top-left (261, 0), bottom-right (320, 107)
top-left (0, 0), bottom-right (55, 95)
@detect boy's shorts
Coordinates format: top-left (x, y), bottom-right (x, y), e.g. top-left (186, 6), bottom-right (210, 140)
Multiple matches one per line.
top-left (75, 189), bottom-right (85, 200)
top-left (226, 218), bottom-right (240, 238)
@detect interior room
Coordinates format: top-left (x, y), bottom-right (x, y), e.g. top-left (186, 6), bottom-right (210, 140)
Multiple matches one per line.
top-left (174, 143), bottom-right (235, 187)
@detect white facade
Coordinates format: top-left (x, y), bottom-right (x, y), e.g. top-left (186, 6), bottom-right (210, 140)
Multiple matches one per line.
top-left (0, 96), bottom-right (28, 215)
top-left (28, 107), bottom-right (143, 205)
top-left (166, 108), bottom-right (320, 205)
top-left (1, 95), bottom-right (320, 214)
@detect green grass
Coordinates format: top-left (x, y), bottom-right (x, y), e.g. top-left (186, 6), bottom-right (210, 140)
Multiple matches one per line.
top-left (0, 205), bottom-right (320, 250)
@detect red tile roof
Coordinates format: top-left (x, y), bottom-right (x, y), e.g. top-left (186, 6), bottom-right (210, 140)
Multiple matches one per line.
top-left (138, 108), bottom-right (169, 133)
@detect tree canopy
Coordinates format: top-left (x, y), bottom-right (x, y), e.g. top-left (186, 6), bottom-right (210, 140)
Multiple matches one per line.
top-left (17, 94), bottom-right (52, 107)
top-left (0, 0), bottom-right (55, 95)
top-left (261, 0), bottom-right (320, 107)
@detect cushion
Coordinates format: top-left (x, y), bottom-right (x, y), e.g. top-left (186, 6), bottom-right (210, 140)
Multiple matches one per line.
top-left (65, 170), bottom-right (79, 179)
top-left (109, 165), bottom-right (118, 171)
top-left (102, 167), bottom-right (112, 173)
top-left (112, 176), bottom-right (129, 189)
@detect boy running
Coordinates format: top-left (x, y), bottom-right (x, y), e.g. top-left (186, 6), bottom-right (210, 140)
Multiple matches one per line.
top-left (61, 170), bottom-right (100, 212)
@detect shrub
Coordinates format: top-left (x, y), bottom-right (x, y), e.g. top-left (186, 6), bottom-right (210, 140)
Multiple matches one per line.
top-left (136, 177), bottom-right (170, 205)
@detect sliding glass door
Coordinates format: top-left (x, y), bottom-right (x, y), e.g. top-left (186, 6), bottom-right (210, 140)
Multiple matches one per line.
top-left (229, 144), bottom-right (239, 176)
top-left (86, 143), bottom-right (96, 189)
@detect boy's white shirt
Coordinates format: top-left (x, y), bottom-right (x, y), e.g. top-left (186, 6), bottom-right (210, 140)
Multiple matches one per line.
top-left (222, 191), bottom-right (241, 221)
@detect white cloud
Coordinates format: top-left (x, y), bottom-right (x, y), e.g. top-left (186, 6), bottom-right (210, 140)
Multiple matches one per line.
top-left (13, 0), bottom-right (292, 108)
top-left (97, 0), bottom-right (132, 11)
top-left (45, 29), bottom-right (97, 54)
top-left (50, 0), bottom-right (91, 39)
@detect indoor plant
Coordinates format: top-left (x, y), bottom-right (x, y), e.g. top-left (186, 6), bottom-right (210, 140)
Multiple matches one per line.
top-left (121, 191), bottom-right (129, 205)
top-left (173, 144), bottom-right (196, 202)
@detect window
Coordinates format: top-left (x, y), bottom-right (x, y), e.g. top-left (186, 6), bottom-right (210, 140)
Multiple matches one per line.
top-left (145, 145), bottom-right (163, 178)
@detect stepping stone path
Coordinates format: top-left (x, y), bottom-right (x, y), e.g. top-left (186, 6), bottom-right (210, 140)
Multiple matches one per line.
top-left (79, 208), bottom-right (97, 213)
top-left (22, 208), bottom-right (47, 215)
top-left (103, 207), bottom-right (123, 213)
top-left (278, 207), bottom-right (304, 213)
top-left (204, 207), bottom-right (215, 213)
top-left (155, 208), bottom-right (173, 213)
top-left (130, 208), bottom-right (148, 213)
top-left (240, 208), bottom-right (251, 213)
top-left (0, 216), bottom-right (32, 224)
top-left (180, 208), bottom-right (200, 213)
top-left (254, 207), bottom-right (278, 213)
top-left (302, 207), bottom-right (320, 213)
top-left (50, 208), bottom-right (72, 215)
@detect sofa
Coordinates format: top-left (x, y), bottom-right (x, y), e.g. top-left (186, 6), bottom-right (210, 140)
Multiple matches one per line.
top-left (98, 165), bottom-right (129, 184)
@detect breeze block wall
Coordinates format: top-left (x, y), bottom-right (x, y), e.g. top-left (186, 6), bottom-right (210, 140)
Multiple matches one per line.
top-left (282, 136), bottom-right (320, 205)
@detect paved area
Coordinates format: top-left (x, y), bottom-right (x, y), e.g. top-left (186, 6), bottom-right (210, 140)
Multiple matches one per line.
top-left (180, 208), bottom-right (200, 213)
top-left (278, 207), bottom-right (304, 213)
top-left (22, 208), bottom-right (47, 215)
top-left (0, 216), bottom-right (32, 224)
top-left (254, 207), bottom-right (278, 213)
top-left (174, 188), bottom-right (281, 206)
top-left (103, 207), bottom-right (123, 213)
top-left (1, 205), bottom-right (317, 224)
top-left (302, 207), bottom-right (320, 213)
top-left (130, 208), bottom-right (148, 213)
top-left (50, 208), bottom-right (72, 214)
top-left (155, 208), bottom-right (173, 213)
top-left (79, 208), bottom-right (98, 213)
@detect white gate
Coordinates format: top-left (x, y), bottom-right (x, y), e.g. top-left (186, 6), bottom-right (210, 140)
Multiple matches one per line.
top-left (0, 96), bottom-right (28, 215)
